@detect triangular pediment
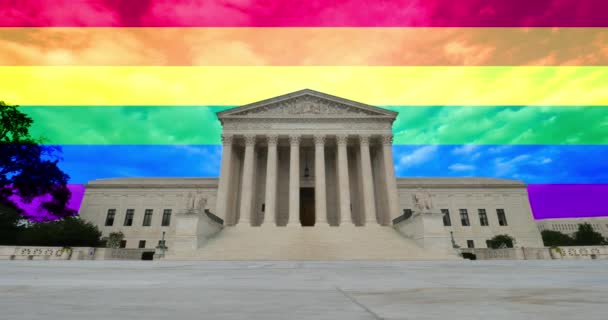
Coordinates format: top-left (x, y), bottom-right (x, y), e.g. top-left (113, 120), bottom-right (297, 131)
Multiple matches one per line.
top-left (217, 89), bottom-right (397, 118)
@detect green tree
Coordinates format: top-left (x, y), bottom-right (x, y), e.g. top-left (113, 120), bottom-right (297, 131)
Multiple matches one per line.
top-left (1, 100), bottom-right (75, 221)
top-left (106, 232), bottom-right (125, 248)
top-left (17, 216), bottom-right (102, 247)
top-left (573, 223), bottom-right (606, 246)
top-left (487, 234), bottom-right (515, 249)
top-left (541, 230), bottom-right (575, 247)
top-left (0, 203), bottom-right (25, 244)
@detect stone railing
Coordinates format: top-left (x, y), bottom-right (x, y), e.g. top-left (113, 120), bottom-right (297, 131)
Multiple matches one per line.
top-left (0, 246), bottom-right (96, 260)
top-left (205, 209), bottom-right (224, 225)
top-left (461, 246), bottom-right (608, 260)
top-left (93, 248), bottom-right (156, 260)
top-left (0, 246), bottom-right (157, 261)
top-left (549, 246), bottom-right (608, 260)
top-left (460, 247), bottom-right (552, 260)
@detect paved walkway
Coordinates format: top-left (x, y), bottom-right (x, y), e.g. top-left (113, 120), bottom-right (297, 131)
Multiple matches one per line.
top-left (1, 260), bottom-right (607, 320)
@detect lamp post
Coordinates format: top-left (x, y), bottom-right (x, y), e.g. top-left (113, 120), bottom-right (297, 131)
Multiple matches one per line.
top-left (155, 231), bottom-right (167, 259)
top-left (450, 231), bottom-right (460, 249)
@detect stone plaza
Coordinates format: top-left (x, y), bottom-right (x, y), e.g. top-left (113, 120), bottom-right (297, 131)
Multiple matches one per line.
top-left (1, 260), bottom-right (607, 320)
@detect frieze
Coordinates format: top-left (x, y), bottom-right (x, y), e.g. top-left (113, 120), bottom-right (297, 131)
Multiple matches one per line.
top-left (222, 118), bottom-right (392, 131)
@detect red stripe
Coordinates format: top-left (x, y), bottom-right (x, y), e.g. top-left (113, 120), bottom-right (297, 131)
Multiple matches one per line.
top-left (1, 0), bottom-right (608, 27)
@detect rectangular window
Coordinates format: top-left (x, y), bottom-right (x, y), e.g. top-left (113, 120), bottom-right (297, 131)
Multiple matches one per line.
top-left (441, 209), bottom-right (451, 226)
top-left (467, 240), bottom-right (475, 248)
top-left (138, 240), bottom-right (146, 249)
top-left (142, 209), bottom-right (153, 226)
top-left (105, 209), bottom-right (116, 226)
top-left (124, 209), bottom-right (134, 226)
top-left (119, 240), bottom-right (127, 248)
top-left (478, 209), bottom-right (489, 226)
top-left (161, 209), bottom-right (172, 227)
top-left (497, 209), bottom-right (508, 226)
top-left (459, 209), bottom-right (470, 226)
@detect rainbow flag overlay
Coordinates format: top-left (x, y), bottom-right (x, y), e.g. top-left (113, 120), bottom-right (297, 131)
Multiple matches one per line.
top-left (1, 0), bottom-right (607, 220)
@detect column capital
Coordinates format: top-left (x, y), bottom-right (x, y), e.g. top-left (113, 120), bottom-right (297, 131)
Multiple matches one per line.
top-left (289, 134), bottom-right (301, 145)
top-left (359, 134), bottom-right (371, 146)
top-left (380, 134), bottom-right (393, 145)
top-left (313, 135), bottom-right (326, 146)
top-left (243, 134), bottom-right (256, 146)
top-left (266, 134), bottom-right (279, 146)
top-left (336, 134), bottom-right (349, 146)
top-left (221, 134), bottom-right (234, 145)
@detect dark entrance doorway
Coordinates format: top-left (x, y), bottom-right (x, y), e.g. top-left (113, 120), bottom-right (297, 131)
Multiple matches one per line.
top-left (300, 188), bottom-right (315, 226)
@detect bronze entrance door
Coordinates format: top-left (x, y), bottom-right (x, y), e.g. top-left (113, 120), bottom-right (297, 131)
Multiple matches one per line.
top-left (299, 188), bottom-right (316, 226)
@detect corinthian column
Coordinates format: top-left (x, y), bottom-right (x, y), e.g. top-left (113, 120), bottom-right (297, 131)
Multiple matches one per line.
top-left (314, 135), bottom-right (327, 225)
top-left (336, 134), bottom-right (352, 225)
top-left (359, 134), bottom-right (377, 225)
top-left (263, 135), bottom-right (279, 225)
top-left (288, 135), bottom-right (301, 226)
top-left (238, 134), bottom-right (256, 225)
top-left (381, 134), bottom-right (399, 224)
top-left (215, 134), bottom-right (234, 223)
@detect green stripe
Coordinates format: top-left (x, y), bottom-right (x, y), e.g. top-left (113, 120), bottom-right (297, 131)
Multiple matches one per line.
top-left (23, 106), bottom-right (608, 145)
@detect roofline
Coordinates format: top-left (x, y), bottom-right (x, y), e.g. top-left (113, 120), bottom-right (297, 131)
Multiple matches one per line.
top-left (216, 88), bottom-right (398, 118)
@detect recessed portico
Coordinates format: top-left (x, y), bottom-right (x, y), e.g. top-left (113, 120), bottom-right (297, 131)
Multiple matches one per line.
top-left (214, 89), bottom-right (400, 227)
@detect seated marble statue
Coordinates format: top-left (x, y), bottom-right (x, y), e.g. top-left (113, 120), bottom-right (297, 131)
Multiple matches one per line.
top-left (185, 191), bottom-right (207, 213)
top-left (412, 189), bottom-right (433, 213)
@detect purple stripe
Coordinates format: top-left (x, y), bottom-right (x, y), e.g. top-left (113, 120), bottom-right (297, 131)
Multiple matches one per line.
top-left (12, 184), bottom-right (608, 221)
top-left (528, 184), bottom-right (608, 220)
top-left (9, 184), bottom-right (85, 221)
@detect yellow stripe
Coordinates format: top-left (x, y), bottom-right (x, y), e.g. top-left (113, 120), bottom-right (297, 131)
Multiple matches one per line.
top-left (2, 66), bottom-right (607, 106)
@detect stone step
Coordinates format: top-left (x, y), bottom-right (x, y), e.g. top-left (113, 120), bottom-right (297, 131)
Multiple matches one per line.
top-left (165, 225), bottom-right (459, 260)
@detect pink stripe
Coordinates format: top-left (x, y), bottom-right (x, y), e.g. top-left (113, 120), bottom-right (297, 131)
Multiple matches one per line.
top-left (1, 0), bottom-right (608, 27)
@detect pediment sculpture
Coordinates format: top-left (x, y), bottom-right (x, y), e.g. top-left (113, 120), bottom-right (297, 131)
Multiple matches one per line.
top-left (230, 95), bottom-right (380, 116)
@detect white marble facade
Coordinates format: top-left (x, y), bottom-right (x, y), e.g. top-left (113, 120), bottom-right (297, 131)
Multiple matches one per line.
top-left (78, 89), bottom-right (544, 254)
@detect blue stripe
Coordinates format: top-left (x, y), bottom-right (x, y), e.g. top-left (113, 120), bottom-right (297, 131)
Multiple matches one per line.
top-left (54, 145), bottom-right (608, 184)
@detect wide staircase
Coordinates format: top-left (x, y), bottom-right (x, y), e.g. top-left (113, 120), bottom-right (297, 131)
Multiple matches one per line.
top-left (165, 224), bottom-right (458, 260)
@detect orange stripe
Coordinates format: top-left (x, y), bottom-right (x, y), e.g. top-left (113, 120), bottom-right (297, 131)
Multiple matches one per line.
top-left (1, 28), bottom-right (607, 66)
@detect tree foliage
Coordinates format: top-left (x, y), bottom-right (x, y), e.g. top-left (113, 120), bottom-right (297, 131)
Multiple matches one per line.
top-left (541, 223), bottom-right (607, 247)
top-left (0, 203), bottom-right (25, 244)
top-left (487, 234), bottom-right (515, 249)
top-left (541, 230), bottom-right (575, 247)
top-left (573, 223), bottom-right (606, 246)
top-left (106, 232), bottom-right (125, 248)
top-left (0, 216), bottom-right (101, 247)
top-left (0, 100), bottom-right (75, 220)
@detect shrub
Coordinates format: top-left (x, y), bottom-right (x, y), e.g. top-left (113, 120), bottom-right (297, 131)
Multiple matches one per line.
top-left (17, 216), bottom-right (102, 247)
top-left (541, 230), bottom-right (575, 247)
top-left (487, 234), bottom-right (515, 249)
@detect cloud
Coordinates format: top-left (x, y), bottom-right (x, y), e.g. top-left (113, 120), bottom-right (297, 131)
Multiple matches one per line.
top-left (0, 0), bottom-right (120, 26)
top-left (141, 0), bottom-right (253, 26)
top-left (494, 154), bottom-right (531, 176)
top-left (396, 145), bottom-right (438, 170)
top-left (23, 106), bottom-right (223, 145)
top-left (452, 145), bottom-right (479, 155)
top-left (449, 163), bottom-right (475, 171)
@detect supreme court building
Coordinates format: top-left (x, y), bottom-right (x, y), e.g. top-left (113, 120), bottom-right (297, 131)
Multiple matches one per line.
top-left (79, 89), bottom-right (544, 260)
